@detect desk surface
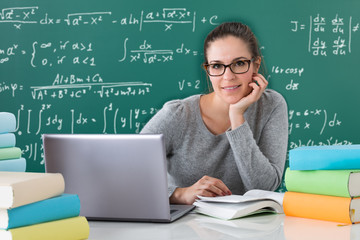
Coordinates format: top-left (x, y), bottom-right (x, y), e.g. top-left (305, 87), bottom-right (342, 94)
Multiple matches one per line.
top-left (88, 212), bottom-right (360, 240)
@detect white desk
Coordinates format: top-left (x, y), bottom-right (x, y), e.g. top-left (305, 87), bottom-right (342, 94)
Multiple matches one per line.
top-left (88, 212), bottom-right (360, 240)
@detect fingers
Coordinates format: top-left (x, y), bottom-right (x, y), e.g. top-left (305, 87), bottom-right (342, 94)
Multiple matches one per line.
top-left (171, 176), bottom-right (232, 205)
top-left (246, 73), bottom-right (267, 100)
top-left (228, 73), bottom-right (268, 130)
top-left (252, 73), bottom-right (268, 91)
top-left (196, 176), bottom-right (232, 197)
top-left (195, 189), bottom-right (216, 198)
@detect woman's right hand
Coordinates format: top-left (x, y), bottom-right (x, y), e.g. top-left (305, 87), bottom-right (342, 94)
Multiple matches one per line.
top-left (169, 175), bottom-right (232, 205)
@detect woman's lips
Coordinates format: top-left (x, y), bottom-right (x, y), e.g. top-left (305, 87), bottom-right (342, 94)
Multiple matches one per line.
top-left (222, 85), bottom-right (241, 90)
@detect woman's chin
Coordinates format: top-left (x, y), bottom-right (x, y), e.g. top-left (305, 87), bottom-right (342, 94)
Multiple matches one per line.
top-left (222, 95), bottom-right (244, 105)
top-left (220, 88), bottom-right (252, 105)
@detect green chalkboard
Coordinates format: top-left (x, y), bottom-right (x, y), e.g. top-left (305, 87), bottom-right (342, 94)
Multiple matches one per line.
top-left (1, 0), bottom-right (360, 190)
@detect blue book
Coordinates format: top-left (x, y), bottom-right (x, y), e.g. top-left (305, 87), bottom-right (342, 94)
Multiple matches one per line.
top-left (0, 194), bottom-right (80, 230)
top-left (0, 133), bottom-right (16, 148)
top-left (0, 113), bottom-right (16, 134)
top-left (0, 158), bottom-right (26, 172)
top-left (289, 145), bottom-right (360, 170)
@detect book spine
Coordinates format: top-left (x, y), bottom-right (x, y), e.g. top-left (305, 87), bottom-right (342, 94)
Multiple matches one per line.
top-left (0, 158), bottom-right (26, 172)
top-left (5, 194), bottom-right (80, 229)
top-left (284, 168), bottom-right (352, 197)
top-left (0, 133), bottom-right (16, 148)
top-left (0, 147), bottom-right (22, 161)
top-left (0, 113), bottom-right (16, 134)
top-left (289, 149), bottom-right (360, 170)
top-left (283, 192), bottom-right (352, 224)
top-left (10, 173), bottom-right (65, 209)
top-left (8, 216), bottom-right (89, 240)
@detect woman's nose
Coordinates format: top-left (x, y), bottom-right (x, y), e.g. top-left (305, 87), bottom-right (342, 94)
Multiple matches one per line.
top-left (222, 66), bottom-right (236, 80)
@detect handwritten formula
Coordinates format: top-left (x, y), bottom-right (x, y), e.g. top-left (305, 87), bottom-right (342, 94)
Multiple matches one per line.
top-left (291, 13), bottom-right (360, 56)
top-left (1, 2), bottom-right (359, 172)
top-left (0, 7), bottom-right (219, 31)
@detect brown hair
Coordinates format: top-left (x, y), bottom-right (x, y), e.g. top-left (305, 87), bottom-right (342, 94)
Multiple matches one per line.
top-left (204, 22), bottom-right (262, 63)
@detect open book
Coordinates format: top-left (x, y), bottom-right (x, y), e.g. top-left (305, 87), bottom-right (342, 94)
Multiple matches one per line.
top-left (193, 189), bottom-right (284, 220)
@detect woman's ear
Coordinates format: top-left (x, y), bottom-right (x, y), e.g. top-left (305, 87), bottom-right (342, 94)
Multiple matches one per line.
top-left (253, 57), bottom-right (261, 73)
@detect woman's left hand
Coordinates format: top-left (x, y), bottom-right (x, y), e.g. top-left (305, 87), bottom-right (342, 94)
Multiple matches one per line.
top-left (229, 73), bottom-right (268, 128)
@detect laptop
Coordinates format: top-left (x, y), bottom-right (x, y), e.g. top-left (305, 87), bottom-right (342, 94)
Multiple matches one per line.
top-left (43, 134), bottom-right (194, 222)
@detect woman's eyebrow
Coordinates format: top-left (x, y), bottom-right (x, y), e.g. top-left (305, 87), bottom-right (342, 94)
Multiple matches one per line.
top-left (209, 57), bottom-right (248, 64)
top-left (232, 57), bottom-right (248, 61)
top-left (208, 60), bottom-right (223, 64)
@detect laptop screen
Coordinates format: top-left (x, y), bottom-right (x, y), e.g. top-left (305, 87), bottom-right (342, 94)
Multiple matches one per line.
top-left (43, 134), bottom-right (172, 221)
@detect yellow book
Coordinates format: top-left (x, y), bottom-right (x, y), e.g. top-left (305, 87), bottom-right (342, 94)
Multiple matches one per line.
top-left (0, 216), bottom-right (89, 240)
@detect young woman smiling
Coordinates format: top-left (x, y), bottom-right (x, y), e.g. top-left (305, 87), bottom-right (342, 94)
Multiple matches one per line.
top-left (141, 22), bottom-right (288, 205)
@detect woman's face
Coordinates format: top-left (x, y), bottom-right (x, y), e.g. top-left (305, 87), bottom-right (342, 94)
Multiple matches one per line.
top-left (206, 36), bottom-right (260, 105)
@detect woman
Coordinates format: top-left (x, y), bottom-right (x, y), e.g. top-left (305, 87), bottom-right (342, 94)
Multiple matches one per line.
top-left (141, 22), bottom-right (288, 205)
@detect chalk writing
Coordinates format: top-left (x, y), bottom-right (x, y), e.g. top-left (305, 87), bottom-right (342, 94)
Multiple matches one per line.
top-left (31, 79), bottom-right (152, 100)
top-left (0, 81), bottom-right (23, 97)
top-left (30, 40), bottom-right (95, 68)
top-left (289, 109), bottom-right (342, 135)
top-left (1, 2), bottom-right (359, 175)
top-left (289, 137), bottom-right (352, 150)
top-left (0, 6), bottom-right (219, 31)
top-left (0, 43), bottom-right (21, 63)
top-left (178, 79), bottom-right (201, 91)
top-left (291, 13), bottom-right (359, 56)
top-left (0, 7), bottom-right (38, 29)
top-left (119, 39), bottom-right (199, 63)
top-left (270, 65), bottom-right (305, 91)
top-left (15, 103), bottom-right (159, 136)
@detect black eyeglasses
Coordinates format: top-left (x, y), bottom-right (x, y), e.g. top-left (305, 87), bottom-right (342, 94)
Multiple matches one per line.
top-left (203, 58), bottom-right (255, 76)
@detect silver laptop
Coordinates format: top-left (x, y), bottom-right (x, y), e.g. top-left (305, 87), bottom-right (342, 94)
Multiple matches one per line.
top-left (43, 134), bottom-right (194, 222)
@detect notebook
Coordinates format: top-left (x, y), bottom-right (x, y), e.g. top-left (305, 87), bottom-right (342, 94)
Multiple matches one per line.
top-left (43, 134), bottom-right (194, 222)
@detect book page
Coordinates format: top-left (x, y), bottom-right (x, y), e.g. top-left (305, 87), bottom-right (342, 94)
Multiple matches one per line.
top-left (244, 190), bottom-right (284, 205)
top-left (194, 199), bottom-right (283, 220)
top-left (197, 190), bottom-right (284, 205)
top-left (197, 195), bottom-right (258, 203)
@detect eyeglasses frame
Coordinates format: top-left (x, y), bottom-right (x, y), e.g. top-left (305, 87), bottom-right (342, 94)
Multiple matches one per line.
top-left (203, 57), bottom-right (255, 76)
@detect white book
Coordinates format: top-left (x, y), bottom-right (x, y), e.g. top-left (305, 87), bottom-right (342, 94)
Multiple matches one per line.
top-left (0, 172), bottom-right (65, 209)
top-left (193, 189), bottom-right (284, 220)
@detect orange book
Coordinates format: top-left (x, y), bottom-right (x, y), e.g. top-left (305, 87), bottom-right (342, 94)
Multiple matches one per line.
top-left (283, 192), bottom-right (360, 224)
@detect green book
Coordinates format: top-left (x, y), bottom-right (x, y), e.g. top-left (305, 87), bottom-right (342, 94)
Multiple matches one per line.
top-left (284, 168), bottom-right (360, 198)
top-left (0, 147), bottom-right (22, 161)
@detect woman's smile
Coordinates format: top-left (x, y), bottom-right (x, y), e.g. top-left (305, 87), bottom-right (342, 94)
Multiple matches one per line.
top-left (222, 84), bottom-right (241, 92)
top-left (222, 84), bottom-right (241, 90)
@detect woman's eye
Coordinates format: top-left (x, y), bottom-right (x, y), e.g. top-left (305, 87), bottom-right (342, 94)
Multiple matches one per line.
top-left (234, 60), bottom-right (246, 67)
top-left (211, 64), bottom-right (222, 69)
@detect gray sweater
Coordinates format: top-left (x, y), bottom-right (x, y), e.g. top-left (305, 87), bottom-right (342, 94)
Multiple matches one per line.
top-left (141, 89), bottom-right (288, 196)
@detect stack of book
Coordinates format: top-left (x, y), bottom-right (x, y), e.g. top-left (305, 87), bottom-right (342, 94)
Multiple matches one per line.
top-left (0, 112), bottom-right (26, 172)
top-left (0, 172), bottom-right (89, 240)
top-left (283, 145), bottom-right (360, 224)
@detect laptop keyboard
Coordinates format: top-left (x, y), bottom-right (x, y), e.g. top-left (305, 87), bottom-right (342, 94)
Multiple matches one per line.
top-left (170, 209), bottom-right (178, 214)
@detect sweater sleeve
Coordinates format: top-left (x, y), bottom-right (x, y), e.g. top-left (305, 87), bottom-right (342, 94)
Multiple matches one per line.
top-left (141, 100), bottom-right (184, 146)
top-left (226, 94), bottom-right (288, 192)
top-left (140, 99), bottom-right (185, 196)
